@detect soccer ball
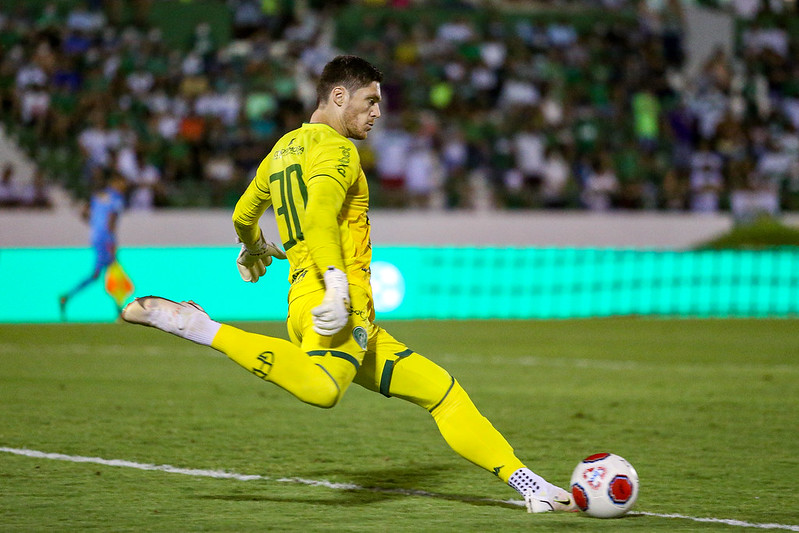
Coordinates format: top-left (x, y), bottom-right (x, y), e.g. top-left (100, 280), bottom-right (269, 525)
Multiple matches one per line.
top-left (570, 453), bottom-right (639, 518)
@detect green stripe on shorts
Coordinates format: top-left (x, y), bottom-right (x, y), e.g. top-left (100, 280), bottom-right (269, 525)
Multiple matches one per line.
top-left (378, 349), bottom-right (415, 397)
top-left (306, 350), bottom-right (360, 370)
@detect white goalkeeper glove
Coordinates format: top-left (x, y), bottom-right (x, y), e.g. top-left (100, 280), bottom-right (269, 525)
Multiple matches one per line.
top-left (311, 266), bottom-right (351, 336)
top-left (236, 231), bottom-right (286, 283)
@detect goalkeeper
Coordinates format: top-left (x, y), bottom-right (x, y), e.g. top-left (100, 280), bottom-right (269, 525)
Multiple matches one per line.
top-left (122, 55), bottom-right (573, 513)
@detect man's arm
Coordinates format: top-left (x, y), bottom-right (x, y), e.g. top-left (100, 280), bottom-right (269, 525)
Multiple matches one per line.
top-left (303, 174), bottom-right (347, 273)
top-left (232, 176), bottom-right (272, 248)
top-left (232, 174), bottom-right (285, 283)
top-left (303, 173), bottom-right (351, 335)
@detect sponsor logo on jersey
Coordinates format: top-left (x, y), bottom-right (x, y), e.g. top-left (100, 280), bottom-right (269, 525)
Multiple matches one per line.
top-left (336, 145), bottom-right (351, 177)
top-left (273, 145), bottom-right (305, 159)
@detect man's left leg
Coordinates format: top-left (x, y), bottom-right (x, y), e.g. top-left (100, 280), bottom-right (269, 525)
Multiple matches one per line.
top-left (353, 325), bottom-right (574, 513)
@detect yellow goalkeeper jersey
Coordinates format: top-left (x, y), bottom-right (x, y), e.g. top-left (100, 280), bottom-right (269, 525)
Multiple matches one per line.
top-left (232, 122), bottom-right (372, 299)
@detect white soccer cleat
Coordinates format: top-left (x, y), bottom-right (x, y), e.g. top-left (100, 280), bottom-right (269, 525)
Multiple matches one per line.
top-left (525, 485), bottom-right (576, 513)
top-left (508, 467), bottom-right (576, 514)
top-left (122, 296), bottom-right (212, 344)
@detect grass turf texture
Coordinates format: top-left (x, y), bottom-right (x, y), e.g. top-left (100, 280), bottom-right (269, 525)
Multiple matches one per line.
top-left (1, 319), bottom-right (797, 532)
top-left (696, 217), bottom-right (799, 249)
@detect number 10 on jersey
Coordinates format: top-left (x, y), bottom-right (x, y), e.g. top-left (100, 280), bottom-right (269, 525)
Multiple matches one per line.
top-left (270, 164), bottom-right (307, 250)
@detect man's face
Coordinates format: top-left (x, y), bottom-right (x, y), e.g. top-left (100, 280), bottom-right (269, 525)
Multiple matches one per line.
top-left (342, 81), bottom-right (381, 140)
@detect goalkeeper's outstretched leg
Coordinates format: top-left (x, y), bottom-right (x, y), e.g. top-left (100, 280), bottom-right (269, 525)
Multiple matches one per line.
top-left (121, 296), bottom-right (355, 408)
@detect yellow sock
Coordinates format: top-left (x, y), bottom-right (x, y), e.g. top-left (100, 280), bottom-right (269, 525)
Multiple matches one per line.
top-left (211, 324), bottom-right (343, 408)
top-left (431, 380), bottom-right (525, 483)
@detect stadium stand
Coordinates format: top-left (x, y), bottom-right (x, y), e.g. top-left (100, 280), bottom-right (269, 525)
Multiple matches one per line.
top-left (1, 0), bottom-right (799, 215)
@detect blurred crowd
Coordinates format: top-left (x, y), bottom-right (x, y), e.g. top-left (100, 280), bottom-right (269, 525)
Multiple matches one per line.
top-left (1, 0), bottom-right (799, 216)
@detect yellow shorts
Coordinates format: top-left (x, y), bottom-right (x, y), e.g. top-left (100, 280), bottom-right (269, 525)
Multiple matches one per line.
top-left (286, 283), bottom-right (453, 410)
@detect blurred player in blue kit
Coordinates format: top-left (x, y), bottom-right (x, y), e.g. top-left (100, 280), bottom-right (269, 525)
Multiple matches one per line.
top-left (59, 173), bottom-right (129, 320)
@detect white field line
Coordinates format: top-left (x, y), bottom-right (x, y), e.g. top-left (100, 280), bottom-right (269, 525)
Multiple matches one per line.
top-left (633, 512), bottom-right (799, 531)
top-left (0, 343), bottom-right (216, 358)
top-left (2, 447), bottom-right (798, 531)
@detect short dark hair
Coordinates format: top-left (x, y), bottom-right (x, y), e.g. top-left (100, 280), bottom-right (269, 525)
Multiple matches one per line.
top-left (316, 55), bottom-right (383, 104)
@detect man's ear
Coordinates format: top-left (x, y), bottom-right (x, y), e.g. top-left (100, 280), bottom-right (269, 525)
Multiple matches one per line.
top-left (331, 86), bottom-right (347, 107)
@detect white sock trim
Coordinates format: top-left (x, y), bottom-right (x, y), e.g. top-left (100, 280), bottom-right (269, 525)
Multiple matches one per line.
top-left (507, 467), bottom-right (547, 497)
top-left (184, 318), bottom-right (221, 346)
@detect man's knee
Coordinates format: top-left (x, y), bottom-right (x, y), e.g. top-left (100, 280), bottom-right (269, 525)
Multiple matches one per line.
top-left (298, 368), bottom-right (342, 409)
top-left (302, 349), bottom-right (360, 408)
top-left (304, 390), bottom-right (341, 409)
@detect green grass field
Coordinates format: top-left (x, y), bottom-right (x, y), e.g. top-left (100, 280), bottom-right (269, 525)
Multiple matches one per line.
top-left (1, 318), bottom-right (797, 532)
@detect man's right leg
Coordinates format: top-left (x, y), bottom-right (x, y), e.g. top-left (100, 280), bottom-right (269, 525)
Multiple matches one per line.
top-left (121, 296), bottom-right (355, 408)
top-left (212, 324), bottom-right (349, 408)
